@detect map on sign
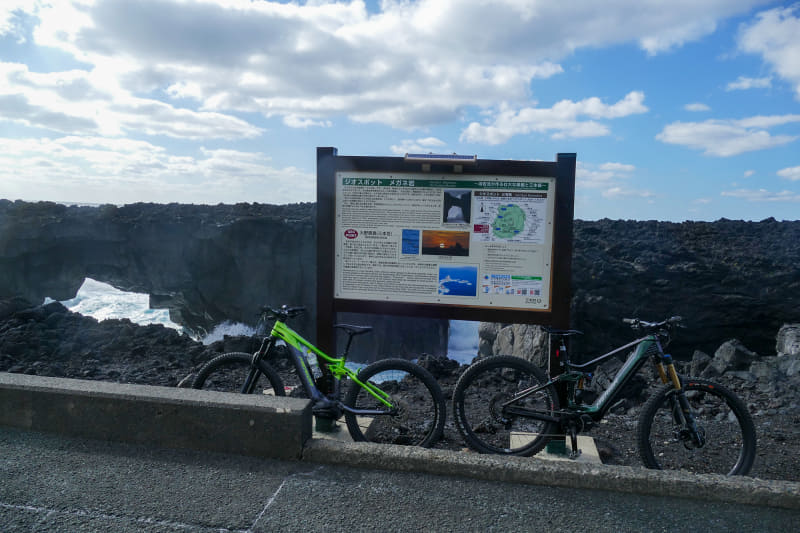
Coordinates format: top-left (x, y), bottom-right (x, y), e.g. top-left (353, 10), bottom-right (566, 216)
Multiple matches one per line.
top-left (492, 204), bottom-right (526, 239)
top-left (472, 192), bottom-right (547, 244)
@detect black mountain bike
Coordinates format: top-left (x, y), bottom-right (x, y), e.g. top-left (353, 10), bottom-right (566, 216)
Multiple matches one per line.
top-left (192, 305), bottom-right (446, 447)
top-left (452, 316), bottom-right (756, 475)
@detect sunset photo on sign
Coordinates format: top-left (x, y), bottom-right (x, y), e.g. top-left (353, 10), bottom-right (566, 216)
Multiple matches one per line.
top-left (421, 230), bottom-right (470, 257)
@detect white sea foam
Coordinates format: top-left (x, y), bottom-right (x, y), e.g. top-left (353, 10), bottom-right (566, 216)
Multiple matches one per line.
top-left (56, 277), bottom-right (480, 359)
top-left (201, 321), bottom-right (257, 345)
top-left (56, 278), bottom-right (182, 331)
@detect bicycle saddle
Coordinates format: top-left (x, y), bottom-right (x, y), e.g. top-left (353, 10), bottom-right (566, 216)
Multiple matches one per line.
top-left (333, 324), bottom-right (373, 336)
top-left (545, 327), bottom-right (583, 337)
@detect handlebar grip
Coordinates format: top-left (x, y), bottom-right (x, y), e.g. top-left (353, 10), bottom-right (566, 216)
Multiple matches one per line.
top-left (261, 305), bottom-right (306, 318)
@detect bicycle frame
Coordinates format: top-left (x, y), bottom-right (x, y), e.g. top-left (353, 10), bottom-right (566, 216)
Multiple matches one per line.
top-left (502, 332), bottom-right (675, 423)
top-left (242, 319), bottom-right (395, 414)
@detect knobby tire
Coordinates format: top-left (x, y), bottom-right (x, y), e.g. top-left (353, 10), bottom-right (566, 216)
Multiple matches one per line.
top-left (637, 377), bottom-right (756, 476)
top-left (191, 352), bottom-right (286, 396)
top-left (452, 355), bottom-right (560, 456)
top-left (343, 358), bottom-right (445, 448)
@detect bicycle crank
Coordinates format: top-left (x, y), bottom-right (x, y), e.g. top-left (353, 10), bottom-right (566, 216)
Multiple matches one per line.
top-left (489, 392), bottom-right (513, 428)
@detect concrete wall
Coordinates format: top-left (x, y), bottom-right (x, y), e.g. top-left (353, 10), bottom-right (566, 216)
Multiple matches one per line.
top-left (0, 372), bottom-right (312, 460)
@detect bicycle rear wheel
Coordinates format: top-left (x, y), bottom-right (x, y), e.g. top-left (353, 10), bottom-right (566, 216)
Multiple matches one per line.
top-left (453, 355), bottom-right (560, 456)
top-left (192, 352), bottom-right (286, 396)
top-left (637, 377), bottom-right (756, 475)
top-left (343, 358), bottom-right (445, 447)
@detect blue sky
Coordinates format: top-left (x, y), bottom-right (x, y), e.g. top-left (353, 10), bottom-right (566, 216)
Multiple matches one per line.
top-left (0, 0), bottom-right (798, 221)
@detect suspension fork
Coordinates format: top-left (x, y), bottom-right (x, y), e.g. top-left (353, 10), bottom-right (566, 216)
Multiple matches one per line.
top-left (241, 337), bottom-right (276, 394)
top-left (661, 353), bottom-right (705, 448)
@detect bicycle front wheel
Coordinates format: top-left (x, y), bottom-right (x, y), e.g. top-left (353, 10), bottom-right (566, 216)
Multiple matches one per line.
top-left (637, 377), bottom-right (756, 475)
top-left (453, 355), bottom-right (560, 456)
top-left (343, 358), bottom-right (445, 447)
top-left (192, 352), bottom-right (286, 396)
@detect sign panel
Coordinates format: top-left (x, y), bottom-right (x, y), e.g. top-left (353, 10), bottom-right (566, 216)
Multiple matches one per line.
top-left (334, 172), bottom-right (557, 311)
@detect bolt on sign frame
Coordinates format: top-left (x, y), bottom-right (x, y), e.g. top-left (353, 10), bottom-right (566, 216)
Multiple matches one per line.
top-left (316, 147), bottom-right (576, 375)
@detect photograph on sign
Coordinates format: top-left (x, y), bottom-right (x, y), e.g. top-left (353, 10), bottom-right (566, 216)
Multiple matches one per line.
top-left (334, 172), bottom-right (556, 311)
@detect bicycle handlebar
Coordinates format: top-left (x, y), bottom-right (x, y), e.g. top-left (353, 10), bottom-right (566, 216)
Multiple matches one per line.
top-left (260, 305), bottom-right (306, 320)
top-left (622, 316), bottom-right (683, 331)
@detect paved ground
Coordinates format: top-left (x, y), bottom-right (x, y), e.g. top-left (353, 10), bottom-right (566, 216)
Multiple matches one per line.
top-left (2, 426), bottom-right (799, 533)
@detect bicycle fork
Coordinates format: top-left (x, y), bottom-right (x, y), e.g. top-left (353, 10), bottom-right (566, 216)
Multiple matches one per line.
top-left (240, 338), bottom-right (275, 394)
top-left (657, 354), bottom-right (706, 449)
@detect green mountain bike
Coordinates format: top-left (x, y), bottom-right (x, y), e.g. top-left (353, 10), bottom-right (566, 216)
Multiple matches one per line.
top-left (192, 305), bottom-right (446, 447)
top-left (452, 316), bottom-right (756, 475)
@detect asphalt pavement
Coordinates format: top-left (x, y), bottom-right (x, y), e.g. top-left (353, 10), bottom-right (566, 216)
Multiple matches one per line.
top-left (2, 426), bottom-right (799, 533)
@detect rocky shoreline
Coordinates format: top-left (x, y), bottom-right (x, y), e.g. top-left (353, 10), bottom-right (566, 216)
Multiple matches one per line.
top-left (2, 200), bottom-right (799, 361)
top-left (1, 297), bottom-right (798, 482)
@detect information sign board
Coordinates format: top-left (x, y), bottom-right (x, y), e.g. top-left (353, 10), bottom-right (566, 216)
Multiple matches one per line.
top-left (334, 172), bottom-right (557, 311)
top-left (316, 147), bottom-right (576, 356)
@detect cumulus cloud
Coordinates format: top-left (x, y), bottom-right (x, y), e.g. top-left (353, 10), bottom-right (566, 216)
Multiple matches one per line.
top-left (738, 5), bottom-right (800, 100)
top-left (390, 137), bottom-right (448, 155)
top-left (0, 62), bottom-right (262, 139)
top-left (725, 75), bottom-right (772, 91)
top-left (460, 91), bottom-right (648, 145)
top-left (576, 161), bottom-right (652, 199)
top-left (684, 103), bottom-right (711, 112)
top-left (0, 136), bottom-right (314, 204)
top-left (777, 166), bottom-right (800, 181)
top-left (656, 115), bottom-right (800, 156)
top-left (0, 1), bottom-right (36, 39)
top-left (721, 188), bottom-right (800, 202)
top-left (2, 0), bottom-right (768, 134)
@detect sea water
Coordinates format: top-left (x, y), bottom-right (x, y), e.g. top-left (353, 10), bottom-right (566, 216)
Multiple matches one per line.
top-left (58, 278), bottom-right (182, 330)
top-left (447, 320), bottom-right (480, 365)
top-left (58, 278), bottom-right (480, 357)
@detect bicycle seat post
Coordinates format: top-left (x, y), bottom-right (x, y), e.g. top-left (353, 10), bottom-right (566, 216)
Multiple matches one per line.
top-left (548, 331), bottom-right (570, 368)
top-left (333, 324), bottom-right (373, 359)
top-left (342, 332), bottom-right (356, 359)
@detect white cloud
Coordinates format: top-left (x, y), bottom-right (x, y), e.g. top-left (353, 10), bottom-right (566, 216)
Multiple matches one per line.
top-left (0, 136), bottom-right (314, 204)
top-left (743, 169), bottom-right (755, 178)
top-left (602, 187), bottom-right (655, 199)
top-left (282, 115), bottom-right (332, 129)
top-left (0, 1), bottom-right (38, 39)
top-left (725, 75), bottom-right (772, 91)
top-left (599, 162), bottom-right (636, 172)
top-left (0, 62), bottom-right (262, 139)
top-left (684, 103), bottom-right (711, 112)
top-left (575, 160), bottom-right (652, 199)
top-left (721, 188), bottom-right (800, 202)
top-left (460, 91), bottom-right (648, 145)
top-left (390, 137), bottom-right (448, 155)
top-left (9, 0), bottom-right (768, 133)
top-left (656, 115), bottom-right (800, 156)
top-left (777, 165), bottom-right (800, 181)
top-left (739, 5), bottom-right (800, 100)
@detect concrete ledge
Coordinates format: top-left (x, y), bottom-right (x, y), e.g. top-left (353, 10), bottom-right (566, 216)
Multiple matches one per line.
top-left (302, 438), bottom-right (800, 510)
top-left (0, 372), bottom-right (312, 460)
